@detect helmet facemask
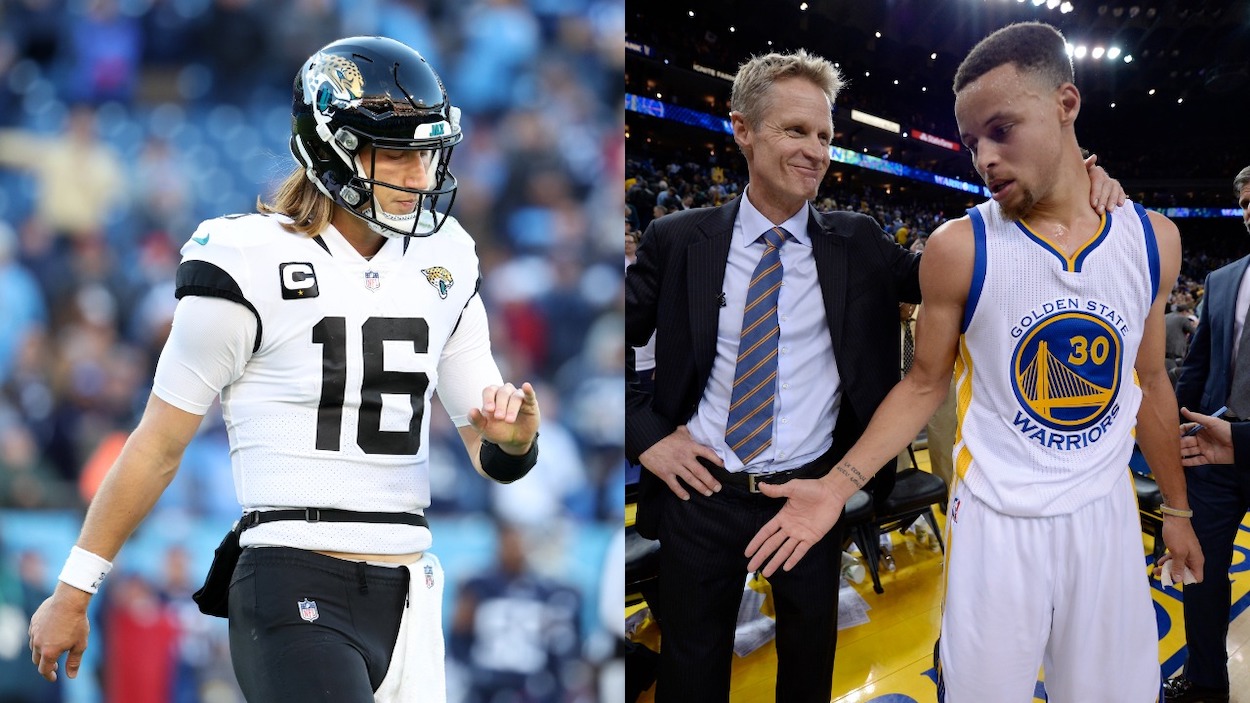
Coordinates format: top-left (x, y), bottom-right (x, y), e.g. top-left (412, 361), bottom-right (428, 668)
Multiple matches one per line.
top-left (337, 122), bottom-right (460, 238)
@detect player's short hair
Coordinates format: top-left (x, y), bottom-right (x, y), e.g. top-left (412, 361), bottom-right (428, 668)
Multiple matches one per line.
top-left (257, 167), bottom-right (334, 237)
top-left (1234, 165), bottom-right (1250, 198)
top-left (730, 49), bottom-right (843, 127)
top-left (953, 21), bottom-right (1073, 94)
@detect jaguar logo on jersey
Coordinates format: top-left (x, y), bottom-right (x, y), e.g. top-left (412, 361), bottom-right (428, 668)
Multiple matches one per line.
top-left (304, 52), bottom-right (364, 113)
top-left (364, 269), bottom-right (380, 291)
top-left (1011, 309), bottom-right (1123, 446)
top-left (422, 267), bottom-right (454, 299)
top-left (298, 598), bottom-right (320, 622)
top-left (424, 564), bottom-right (435, 589)
top-left (279, 262), bottom-right (319, 299)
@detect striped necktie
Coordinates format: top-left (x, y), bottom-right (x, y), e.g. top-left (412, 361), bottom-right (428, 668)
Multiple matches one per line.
top-left (726, 226), bottom-right (787, 464)
top-left (903, 318), bottom-right (915, 376)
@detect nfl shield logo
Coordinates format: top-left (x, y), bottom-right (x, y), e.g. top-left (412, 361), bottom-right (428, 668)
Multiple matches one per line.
top-left (424, 565), bottom-right (435, 589)
top-left (298, 598), bottom-right (320, 622)
top-left (364, 270), bottom-right (380, 291)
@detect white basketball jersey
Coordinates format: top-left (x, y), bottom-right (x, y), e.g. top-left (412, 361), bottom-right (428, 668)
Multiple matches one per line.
top-left (953, 200), bottom-right (1160, 516)
top-left (175, 213), bottom-right (484, 552)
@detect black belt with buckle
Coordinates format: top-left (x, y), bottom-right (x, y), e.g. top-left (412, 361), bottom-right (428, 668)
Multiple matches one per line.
top-left (699, 450), bottom-right (835, 494)
top-left (239, 509), bottom-right (429, 531)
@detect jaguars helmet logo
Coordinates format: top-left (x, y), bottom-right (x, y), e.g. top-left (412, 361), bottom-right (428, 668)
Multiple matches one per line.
top-left (304, 52), bottom-right (364, 114)
top-left (422, 267), bottom-right (454, 299)
top-left (1011, 311), bottom-right (1122, 431)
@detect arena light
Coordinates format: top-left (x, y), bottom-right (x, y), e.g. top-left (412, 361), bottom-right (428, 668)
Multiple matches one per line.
top-left (1106, 46), bottom-right (1121, 59)
top-left (1148, 88), bottom-right (1156, 95)
top-left (1047, 0), bottom-right (1060, 9)
top-left (688, 10), bottom-right (694, 16)
top-left (1065, 42), bottom-right (1075, 57)
top-left (1074, 45), bottom-right (1087, 59)
top-left (875, 31), bottom-right (882, 38)
top-left (1060, 2), bottom-right (1074, 12)
top-left (1110, 102), bottom-right (1116, 108)
top-left (930, 52), bottom-right (937, 60)
top-left (1092, 46), bottom-right (1105, 59)
top-left (799, 1), bottom-right (808, 9)
top-left (1123, 54), bottom-right (1133, 63)
top-left (850, 109), bottom-right (902, 133)
top-left (1177, 97), bottom-right (1183, 104)
top-left (1032, 0), bottom-right (1045, 6)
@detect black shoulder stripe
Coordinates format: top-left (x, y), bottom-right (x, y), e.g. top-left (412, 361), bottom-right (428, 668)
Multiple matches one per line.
top-left (312, 235), bottom-right (332, 255)
top-left (174, 260), bottom-right (264, 352)
top-left (449, 275), bottom-right (483, 338)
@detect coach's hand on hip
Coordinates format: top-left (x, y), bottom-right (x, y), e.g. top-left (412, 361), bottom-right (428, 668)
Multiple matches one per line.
top-left (28, 582), bottom-right (93, 682)
top-left (639, 425), bottom-right (724, 501)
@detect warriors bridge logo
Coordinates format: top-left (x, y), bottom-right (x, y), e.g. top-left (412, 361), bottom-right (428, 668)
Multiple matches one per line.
top-left (1011, 310), bottom-right (1122, 439)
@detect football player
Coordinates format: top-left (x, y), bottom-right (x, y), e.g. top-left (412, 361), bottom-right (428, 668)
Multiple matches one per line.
top-left (28, 36), bottom-right (541, 703)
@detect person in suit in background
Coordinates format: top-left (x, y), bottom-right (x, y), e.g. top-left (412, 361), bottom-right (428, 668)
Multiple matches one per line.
top-left (625, 49), bottom-right (921, 703)
top-left (1178, 406), bottom-right (1250, 469)
top-left (1167, 164), bottom-right (1250, 703)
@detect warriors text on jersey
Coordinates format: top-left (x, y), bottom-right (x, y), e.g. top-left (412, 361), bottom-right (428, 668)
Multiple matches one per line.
top-left (953, 200), bottom-right (1160, 516)
top-left (154, 213), bottom-right (501, 553)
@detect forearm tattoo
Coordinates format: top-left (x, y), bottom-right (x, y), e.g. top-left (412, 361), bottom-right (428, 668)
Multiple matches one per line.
top-left (836, 461), bottom-right (867, 489)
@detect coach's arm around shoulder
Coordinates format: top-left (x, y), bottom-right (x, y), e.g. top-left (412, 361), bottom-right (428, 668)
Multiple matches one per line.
top-left (28, 394), bottom-right (204, 682)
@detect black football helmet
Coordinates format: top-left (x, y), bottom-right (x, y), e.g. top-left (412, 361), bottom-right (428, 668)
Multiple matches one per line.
top-left (291, 36), bottom-right (462, 237)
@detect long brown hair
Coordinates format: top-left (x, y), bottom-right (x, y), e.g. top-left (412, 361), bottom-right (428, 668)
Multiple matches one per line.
top-left (256, 167), bottom-right (334, 237)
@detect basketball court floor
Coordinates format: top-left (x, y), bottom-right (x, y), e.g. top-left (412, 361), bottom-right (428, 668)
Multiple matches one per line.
top-left (629, 449), bottom-right (1250, 702)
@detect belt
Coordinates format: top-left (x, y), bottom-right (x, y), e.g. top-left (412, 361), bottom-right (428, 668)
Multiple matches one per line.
top-left (700, 449), bottom-right (836, 494)
top-left (240, 509), bottom-right (429, 532)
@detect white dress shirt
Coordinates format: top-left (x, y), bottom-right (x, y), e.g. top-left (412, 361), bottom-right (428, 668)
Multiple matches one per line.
top-left (687, 189), bottom-right (840, 473)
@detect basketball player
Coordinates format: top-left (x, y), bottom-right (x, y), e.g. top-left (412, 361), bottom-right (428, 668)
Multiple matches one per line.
top-left (28, 36), bottom-right (540, 703)
top-left (744, 22), bottom-right (1203, 701)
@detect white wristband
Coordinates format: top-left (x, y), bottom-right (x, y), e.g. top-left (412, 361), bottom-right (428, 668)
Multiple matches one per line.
top-left (58, 546), bottom-right (113, 595)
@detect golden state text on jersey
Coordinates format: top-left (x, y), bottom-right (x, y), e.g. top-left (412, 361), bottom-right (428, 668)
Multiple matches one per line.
top-left (953, 200), bottom-right (1161, 516)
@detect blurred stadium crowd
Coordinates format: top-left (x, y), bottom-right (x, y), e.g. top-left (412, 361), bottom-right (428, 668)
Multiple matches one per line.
top-left (0, 0), bottom-right (625, 702)
top-left (626, 149), bottom-right (1225, 362)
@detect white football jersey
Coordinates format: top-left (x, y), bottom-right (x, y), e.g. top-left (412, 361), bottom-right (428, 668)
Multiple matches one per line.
top-left (168, 213), bottom-right (498, 553)
top-left (953, 201), bottom-right (1160, 516)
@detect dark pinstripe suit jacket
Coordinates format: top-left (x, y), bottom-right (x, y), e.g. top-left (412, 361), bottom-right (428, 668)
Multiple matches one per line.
top-left (1175, 253), bottom-right (1250, 416)
top-left (625, 198), bottom-right (922, 537)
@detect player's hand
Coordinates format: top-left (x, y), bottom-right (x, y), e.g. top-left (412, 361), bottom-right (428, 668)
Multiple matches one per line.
top-left (468, 382), bottom-right (540, 451)
top-left (1085, 153), bottom-right (1126, 215)
top-left (1153, 520), bottom-right (1204, 585)
top-left (28, 584), bottom-right (92, 682)
top-left (638, 426), bottom-right (722, 500)
top-left (746, 477), bottom-right (847, 577)
top-left (1179, 407), bottom-right (1235, 466)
